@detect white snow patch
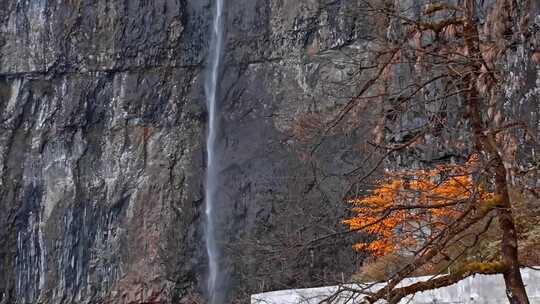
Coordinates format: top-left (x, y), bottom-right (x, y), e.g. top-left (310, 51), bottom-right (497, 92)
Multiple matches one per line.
top-left (252, 268), bottom-right (540, 304)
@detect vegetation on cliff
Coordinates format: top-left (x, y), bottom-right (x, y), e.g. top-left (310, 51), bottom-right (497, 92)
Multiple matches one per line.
top-left (304, 0), bottom-right (540, 303)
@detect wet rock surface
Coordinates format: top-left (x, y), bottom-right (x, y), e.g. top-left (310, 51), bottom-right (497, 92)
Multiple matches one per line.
top-left (0, 1), bottom-right (365, 303)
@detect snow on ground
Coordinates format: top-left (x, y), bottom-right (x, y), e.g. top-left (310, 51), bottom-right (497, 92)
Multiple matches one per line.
top-left (251, 268), bottom-right (540, 304)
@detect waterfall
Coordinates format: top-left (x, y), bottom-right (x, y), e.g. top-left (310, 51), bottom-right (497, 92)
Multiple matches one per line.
top-left (204, 0), bottom-right (224, 303)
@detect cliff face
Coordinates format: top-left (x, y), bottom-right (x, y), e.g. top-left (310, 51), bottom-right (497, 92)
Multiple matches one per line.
top-left (0, 1), bottom-right (207, 302)
top-left (1, 0), bottom-right (538, 303)
top-left (0, 1), bottom-right (365, 303)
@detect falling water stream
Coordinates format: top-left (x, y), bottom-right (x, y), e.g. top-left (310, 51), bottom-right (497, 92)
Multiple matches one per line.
top-left (204, 0), bottom-right (224, 303)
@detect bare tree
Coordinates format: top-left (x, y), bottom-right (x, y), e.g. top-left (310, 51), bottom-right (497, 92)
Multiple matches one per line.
top-left (306, 0), bottom-right (539, 303)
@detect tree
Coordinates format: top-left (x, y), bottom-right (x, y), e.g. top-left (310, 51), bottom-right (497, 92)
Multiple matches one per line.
top-left (310, 0), bottom-right (538, 303)
top-left (343, 156), bottom-right (493, 257)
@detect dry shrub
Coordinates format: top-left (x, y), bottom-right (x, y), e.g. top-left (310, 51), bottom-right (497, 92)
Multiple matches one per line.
top-left (291, 112), bottom-right (324, 143)
top-left (353, 254), bottom-right (412, 282)
top-left (510, 187), bottom-right (540, 265)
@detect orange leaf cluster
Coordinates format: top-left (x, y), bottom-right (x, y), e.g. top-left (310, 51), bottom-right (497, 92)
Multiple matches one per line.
top-left (343, 157), bottom-right (492, 256)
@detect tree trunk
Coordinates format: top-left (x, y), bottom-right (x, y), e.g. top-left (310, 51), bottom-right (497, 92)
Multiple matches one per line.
top-left (469, 107), bottom-right (529, 304)
top-left (463, 1), bottom-right (529, 302)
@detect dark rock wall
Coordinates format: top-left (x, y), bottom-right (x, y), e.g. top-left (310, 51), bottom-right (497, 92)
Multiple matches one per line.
top-left (0, 69), bottom-right (206, 304)
top-left (0, 1), bottom-right (365, 303)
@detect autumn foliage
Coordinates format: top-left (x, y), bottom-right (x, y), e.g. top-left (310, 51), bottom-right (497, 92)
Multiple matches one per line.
top-left (324, 0), bottom-right (536, 302)
top-left (343, 156), bottom-right (492, 256)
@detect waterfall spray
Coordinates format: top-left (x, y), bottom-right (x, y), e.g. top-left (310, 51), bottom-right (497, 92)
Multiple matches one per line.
top-left (204, 0), bottom-right (224, 303)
